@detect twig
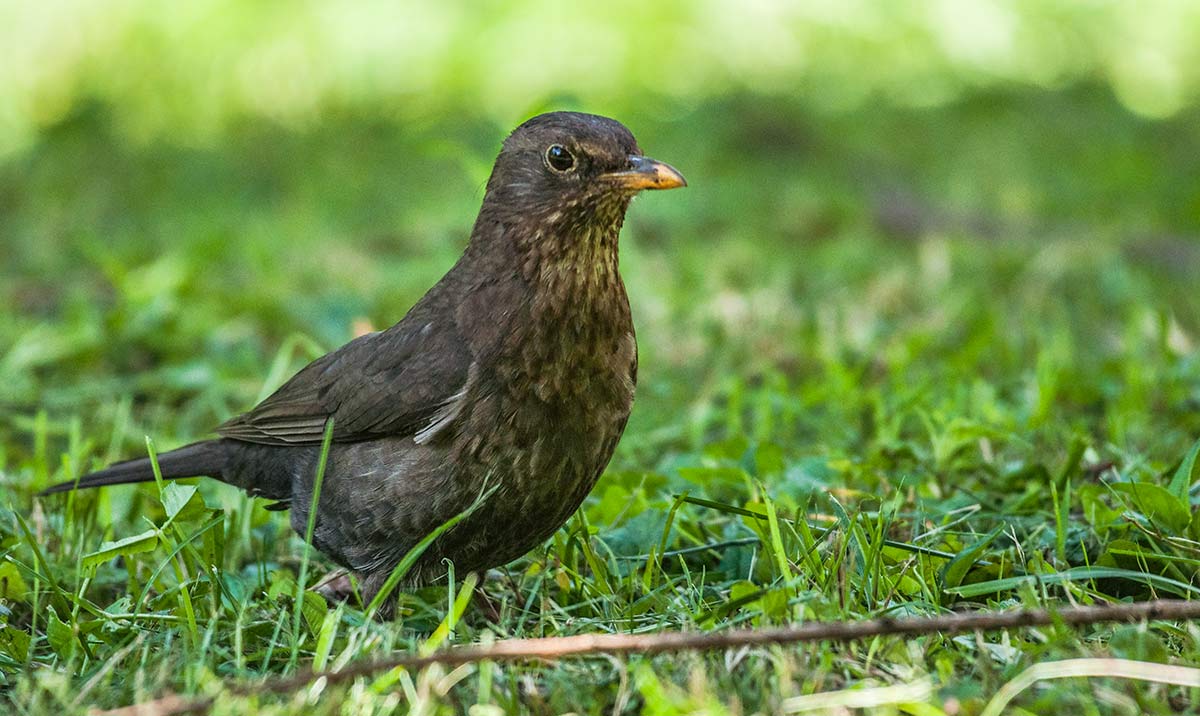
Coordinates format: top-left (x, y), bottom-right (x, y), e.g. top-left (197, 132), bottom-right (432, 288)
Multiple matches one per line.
top-left (93, 695), bottom-right (196, 716)
top-left (93, 599), bottom-right (1200, 716)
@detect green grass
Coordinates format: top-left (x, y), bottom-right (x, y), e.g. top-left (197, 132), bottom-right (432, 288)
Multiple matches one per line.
top-left (3, 88), bottom-right (1200, 714)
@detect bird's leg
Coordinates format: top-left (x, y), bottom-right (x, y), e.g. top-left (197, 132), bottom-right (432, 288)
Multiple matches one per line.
top-left (472, 586), bottom-right (503, 623)
top-left (358, 570), bottom-right (401, 619)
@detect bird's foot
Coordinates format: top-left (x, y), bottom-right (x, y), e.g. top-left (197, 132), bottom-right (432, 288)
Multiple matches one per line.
top-left (312, 568), bottom-right (361, 607)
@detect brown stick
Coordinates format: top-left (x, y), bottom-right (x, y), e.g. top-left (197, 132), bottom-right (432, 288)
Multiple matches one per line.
top-left (94, 599), bottom-right (1200, 716)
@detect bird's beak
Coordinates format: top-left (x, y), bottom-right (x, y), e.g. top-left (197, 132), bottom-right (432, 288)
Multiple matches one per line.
top-left (601, 155), bottom-right (687, 191)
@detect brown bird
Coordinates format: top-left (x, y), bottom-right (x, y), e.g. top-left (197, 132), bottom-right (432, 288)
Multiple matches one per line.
top-left (40, 111), bottom-right (686, 608)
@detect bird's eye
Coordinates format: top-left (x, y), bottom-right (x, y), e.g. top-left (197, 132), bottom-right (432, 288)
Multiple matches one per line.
top-left (545, 144), bottom-right (575, 172)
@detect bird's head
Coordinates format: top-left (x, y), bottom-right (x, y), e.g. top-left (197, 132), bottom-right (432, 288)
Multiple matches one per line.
top-left (477, 112), bottom-right (686, 244)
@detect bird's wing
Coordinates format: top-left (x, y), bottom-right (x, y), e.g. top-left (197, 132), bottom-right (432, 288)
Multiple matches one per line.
top-left (216, 319), bottom-right (474, 446)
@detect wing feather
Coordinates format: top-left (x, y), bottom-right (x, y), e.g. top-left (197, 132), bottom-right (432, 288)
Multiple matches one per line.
top-left (217, 317), bottom-right (473, 446)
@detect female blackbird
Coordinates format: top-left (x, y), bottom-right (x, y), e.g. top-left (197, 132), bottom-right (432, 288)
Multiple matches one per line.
top-left (40, 112), bottom-right (686, 606)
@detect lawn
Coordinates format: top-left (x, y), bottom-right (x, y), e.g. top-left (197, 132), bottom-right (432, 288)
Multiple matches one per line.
top-left (3, 36), bottom-right (1200, 716)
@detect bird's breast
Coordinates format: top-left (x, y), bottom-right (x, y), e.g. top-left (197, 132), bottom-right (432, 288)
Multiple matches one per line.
top-left (460, 282), bottom-right (636, 468)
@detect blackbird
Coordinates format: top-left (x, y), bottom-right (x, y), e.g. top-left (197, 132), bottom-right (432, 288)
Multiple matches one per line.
top-left (40, 111), bottom-right (686, 606)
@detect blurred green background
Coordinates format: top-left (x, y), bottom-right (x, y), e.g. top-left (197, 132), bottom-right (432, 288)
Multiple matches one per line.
top-left (2, 0), bottom-right (1199, 478)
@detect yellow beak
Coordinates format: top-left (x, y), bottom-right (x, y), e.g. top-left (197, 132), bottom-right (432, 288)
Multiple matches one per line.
top-left (601, 155), bottom-right (687, 191)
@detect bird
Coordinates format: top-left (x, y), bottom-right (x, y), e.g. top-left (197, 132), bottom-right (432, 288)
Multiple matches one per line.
top-left (39, 111), bottom-right (686, 609)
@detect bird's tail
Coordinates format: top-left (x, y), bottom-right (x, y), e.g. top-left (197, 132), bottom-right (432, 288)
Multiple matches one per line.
top-left (38, 440), bottom-right (227, 496)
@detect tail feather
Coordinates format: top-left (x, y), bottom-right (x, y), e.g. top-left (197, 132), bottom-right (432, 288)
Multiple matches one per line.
top-left (38, 440), bottom-right (226, 496)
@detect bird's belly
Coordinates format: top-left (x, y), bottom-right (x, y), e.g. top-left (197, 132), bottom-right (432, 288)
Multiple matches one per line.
top-left (416, 352), bottom-right (631, 566)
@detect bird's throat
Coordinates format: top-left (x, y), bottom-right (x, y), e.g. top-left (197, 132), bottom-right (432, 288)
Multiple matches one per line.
top-left (523, 221), bottom-right (626, 323)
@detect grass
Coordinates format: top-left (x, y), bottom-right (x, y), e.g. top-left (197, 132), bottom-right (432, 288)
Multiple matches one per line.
top-left (2, 87), bottom-right (1200, 714)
